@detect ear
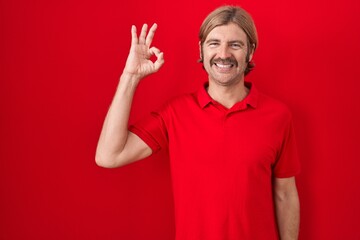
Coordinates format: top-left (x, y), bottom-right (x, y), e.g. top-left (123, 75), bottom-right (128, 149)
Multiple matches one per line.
top-left (198, 41), bottom-right (203, 61)
top-left (248, 43), bottom-right (255, 62)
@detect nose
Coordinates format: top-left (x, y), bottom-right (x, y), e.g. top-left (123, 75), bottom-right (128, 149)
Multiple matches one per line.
top-left (218, 44), bottom-right (231, 59)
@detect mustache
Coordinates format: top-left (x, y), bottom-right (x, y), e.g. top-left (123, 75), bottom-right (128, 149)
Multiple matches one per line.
top-left (210, 57), bottom-right (238, 67)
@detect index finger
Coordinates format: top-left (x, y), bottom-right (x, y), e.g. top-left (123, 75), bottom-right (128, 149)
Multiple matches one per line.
top-left (131, 25), bottom-right (138, 45)
top-left (145, 23), bottom-right (157, 47)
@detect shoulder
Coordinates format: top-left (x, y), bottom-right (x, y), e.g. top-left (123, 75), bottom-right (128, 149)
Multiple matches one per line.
top-left (158, 92), bottom-right (198, 111)
top-left (256, 91), bottom-right (293, 122)
top-left (151, 92), bottom-right (199, 121)
top-left (150, 92), bottom-right (198, 126)
top-left (170, 91), bottom-right (198, 105)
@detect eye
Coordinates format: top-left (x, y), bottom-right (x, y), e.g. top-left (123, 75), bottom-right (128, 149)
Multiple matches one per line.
top-left (230, 43), bottom-right (242, 49)
top-left (208, 42), bottom-right (219, 47)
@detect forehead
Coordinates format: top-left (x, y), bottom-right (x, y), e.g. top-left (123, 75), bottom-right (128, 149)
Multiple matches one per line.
top-left (206, 23), bottom-right (248, 42)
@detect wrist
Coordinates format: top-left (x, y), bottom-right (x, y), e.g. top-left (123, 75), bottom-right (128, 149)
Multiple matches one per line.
top-left (121, 71), bottom-right (142, 80)
top-left (120, 71), bottom-right (141, 84)
top-left (120, 72), bottom-right (141, 88)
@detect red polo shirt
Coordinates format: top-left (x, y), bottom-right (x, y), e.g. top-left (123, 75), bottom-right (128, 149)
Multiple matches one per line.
top-left (130, 82), bottom-right (300, 240)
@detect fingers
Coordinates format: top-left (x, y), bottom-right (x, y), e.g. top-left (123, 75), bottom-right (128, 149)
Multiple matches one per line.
top-left (150, 47), bottom-right (164, 71)
top-left (145, 23), bottom-right (157, 47)
top-left (138, 24), bottom-right (148, 45)
top-left (131, 23), bottom-right (158, 46)
top-left (131, 25), bottom-right (137, 45)
top-left (154, 52), bottom-right (164, 71)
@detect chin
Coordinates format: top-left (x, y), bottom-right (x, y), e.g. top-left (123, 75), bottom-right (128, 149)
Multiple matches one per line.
top-left (210, 73), bottom-right (243, 86)
top-left (212, 78), bottom-right (240, 87)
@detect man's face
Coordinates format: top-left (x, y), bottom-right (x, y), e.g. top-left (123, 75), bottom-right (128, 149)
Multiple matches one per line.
top-left (201, 23), bottom-right (253, 87)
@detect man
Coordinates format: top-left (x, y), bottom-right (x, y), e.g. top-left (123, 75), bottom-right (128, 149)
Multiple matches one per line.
top-left (96, 5), bottom-right (300, 240)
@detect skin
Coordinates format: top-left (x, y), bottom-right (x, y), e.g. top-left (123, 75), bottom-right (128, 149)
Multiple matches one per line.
top-left (201, 23), bottom-right (253, 108)
top-left (95, 24), bottom-right (161, 168)
top-left (274, 177), bottom-right (300, 240)
top-left (200, 23), bottom-right (300, 239)
top-left (95, 23), bottom-right (299, 240)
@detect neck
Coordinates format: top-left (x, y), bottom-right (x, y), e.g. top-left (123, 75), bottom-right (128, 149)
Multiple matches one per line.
top-left (207, 79), bottom-right (249, 109)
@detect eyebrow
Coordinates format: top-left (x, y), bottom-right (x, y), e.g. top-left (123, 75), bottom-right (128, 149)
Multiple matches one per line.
top-left (229, 40), bottom-right (245, 46)
top-left (205, 38), bottom-right (246, 46)
top-left (205, 38), bottom-right (220, 44)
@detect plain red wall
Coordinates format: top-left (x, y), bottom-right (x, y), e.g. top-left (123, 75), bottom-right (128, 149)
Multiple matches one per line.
top-left (1, 0), bottom-right (360, 239)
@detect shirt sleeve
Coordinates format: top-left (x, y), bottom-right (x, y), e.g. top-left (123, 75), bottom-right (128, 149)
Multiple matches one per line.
top-left (273, 117), bottom-right (301, 178)
top-left (129, 110), bottom-right (169, 154)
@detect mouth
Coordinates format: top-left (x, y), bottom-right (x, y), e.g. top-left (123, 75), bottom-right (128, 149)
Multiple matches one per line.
top-left (211, 58), bottom-right (238, 72)
top-left (214, 63), bottom-right (234, 69)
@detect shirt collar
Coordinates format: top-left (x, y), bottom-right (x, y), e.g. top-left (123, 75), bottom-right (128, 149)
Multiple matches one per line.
top-left (197, 81), bottom-right (259, 110)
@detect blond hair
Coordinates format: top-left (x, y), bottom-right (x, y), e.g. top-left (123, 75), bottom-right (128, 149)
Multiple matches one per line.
top-left (199, 6), bottom-right (258, 75)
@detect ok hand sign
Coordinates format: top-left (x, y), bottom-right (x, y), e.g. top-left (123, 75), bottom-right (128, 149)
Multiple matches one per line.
top-left (123, 23), bottom-right (164, 80)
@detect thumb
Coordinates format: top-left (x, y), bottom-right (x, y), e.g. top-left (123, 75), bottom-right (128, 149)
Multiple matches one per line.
top-left (150, 47), bottom-right (164, 71)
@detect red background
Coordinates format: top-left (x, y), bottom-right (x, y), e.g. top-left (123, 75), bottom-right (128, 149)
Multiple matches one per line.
top-left (1, 0), bottom-right (360, 239)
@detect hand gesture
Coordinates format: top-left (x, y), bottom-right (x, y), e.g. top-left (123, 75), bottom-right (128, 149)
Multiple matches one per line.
top-left (123, 23), bottom-right (164, 80)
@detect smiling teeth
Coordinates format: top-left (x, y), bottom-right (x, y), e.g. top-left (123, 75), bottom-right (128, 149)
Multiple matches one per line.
top-left (216, 63), bottom-right (232, 68)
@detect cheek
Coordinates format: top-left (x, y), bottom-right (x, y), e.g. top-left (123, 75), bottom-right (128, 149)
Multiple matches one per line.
top-left (202, 53), bottom-right (212, 66)
top-left (202, 48), bottom-right (215, 59)
top-left (203, 52), bottom-right (217, 66)
top-left (202, 56), bottom-right (213, 72)
top-left (235, 52), bottom-right (248, 64)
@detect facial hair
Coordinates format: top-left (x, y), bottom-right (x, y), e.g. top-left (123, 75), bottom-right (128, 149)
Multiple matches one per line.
top-left (210, 57), bottom-right (239, 68)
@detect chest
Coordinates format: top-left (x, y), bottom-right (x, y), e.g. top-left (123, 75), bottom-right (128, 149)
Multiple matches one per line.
top-left (166, 108), bottom-right (284, 173)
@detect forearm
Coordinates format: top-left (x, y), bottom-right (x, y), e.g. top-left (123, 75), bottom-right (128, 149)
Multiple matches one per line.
top-left (95, 73), bottom-right (140, 167)
top-left (274, 187), bottom-right (300, 240)
top-left (96, 23), bottom-right (163, 168)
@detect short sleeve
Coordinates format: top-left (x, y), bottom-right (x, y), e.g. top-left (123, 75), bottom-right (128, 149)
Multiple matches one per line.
top-left (273, 117), bottom-right (301, 178)
top-left (129, 110), bottom-right (169, 154)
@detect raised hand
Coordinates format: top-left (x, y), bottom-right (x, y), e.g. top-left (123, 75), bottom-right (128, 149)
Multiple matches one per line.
top-left (96, 24), bottom-right (164, 169)
top-left (123, 23), bottom-right (164, 80)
